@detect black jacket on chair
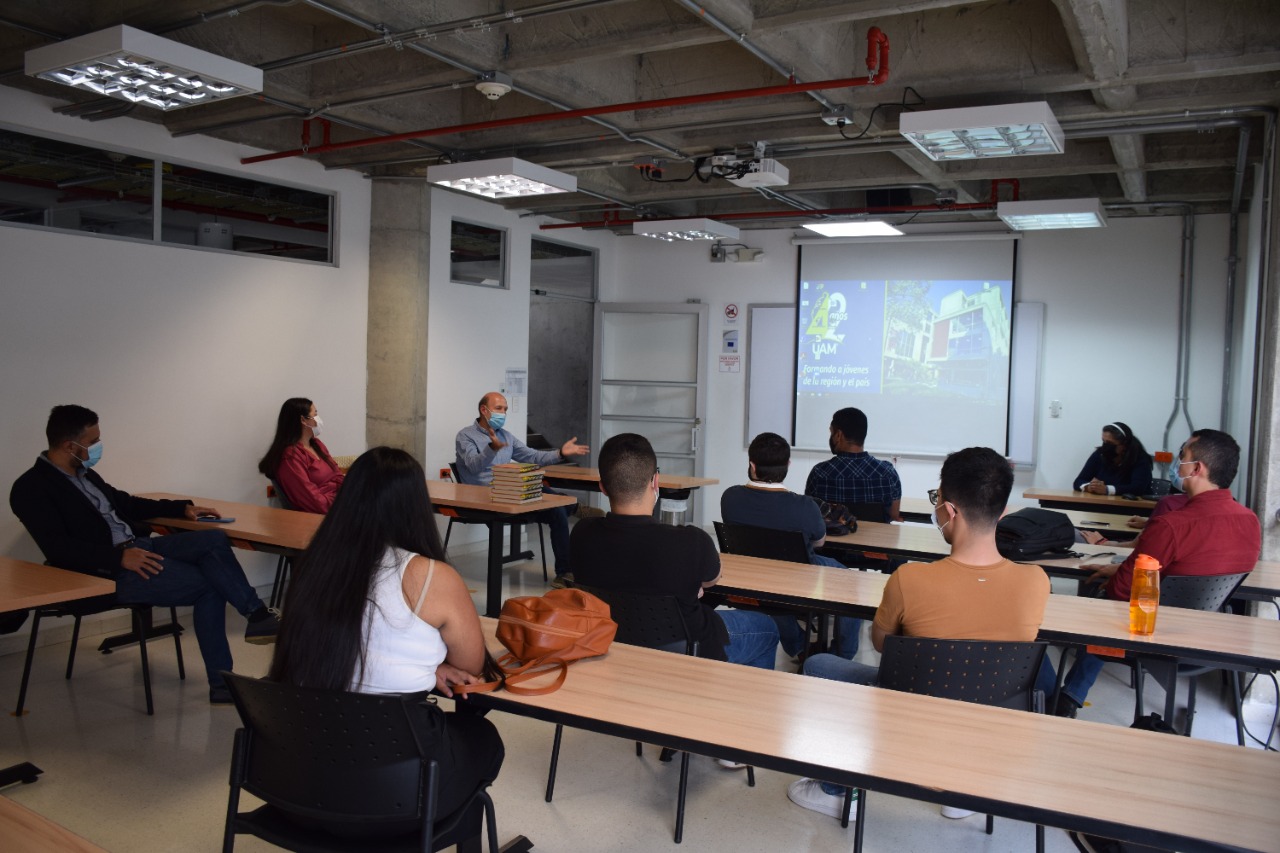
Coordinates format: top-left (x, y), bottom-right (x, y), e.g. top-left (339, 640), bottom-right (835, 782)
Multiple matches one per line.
top-left (9, 457), bottom-right (192, 579)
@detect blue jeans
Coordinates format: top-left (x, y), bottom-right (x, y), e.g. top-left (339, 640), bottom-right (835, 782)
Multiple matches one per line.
top-left (803, 653), bottom-right (877, 796)
top-left (719, 609), bottom-right (779, 670)
top-left (114, 530), bottom-right (265, 689)
top-left (1048, 649), bottom-right (1105, 706)
top-left (533, 486), bottom-right (574, 576)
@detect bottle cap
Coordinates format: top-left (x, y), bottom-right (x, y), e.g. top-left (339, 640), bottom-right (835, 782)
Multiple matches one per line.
top-left (1134, 553), bottom-right (1162, 572)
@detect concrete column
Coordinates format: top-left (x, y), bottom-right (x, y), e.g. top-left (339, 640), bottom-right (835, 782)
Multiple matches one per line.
top-left (1251, 139), bottom-right (1280, 561)
top-left (367, 180), bottom-right (430, 462)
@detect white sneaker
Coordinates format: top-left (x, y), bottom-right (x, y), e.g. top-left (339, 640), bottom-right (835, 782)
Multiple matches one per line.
top-left (787, 778), bottom-right (855, 820)
top-left (715, 758), bottom-right (747, 770)
top-left (941, 805), bottom-right (976, 819)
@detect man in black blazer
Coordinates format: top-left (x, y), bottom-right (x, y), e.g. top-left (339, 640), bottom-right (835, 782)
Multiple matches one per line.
top-left (10, 405), bottom-right (278, 705)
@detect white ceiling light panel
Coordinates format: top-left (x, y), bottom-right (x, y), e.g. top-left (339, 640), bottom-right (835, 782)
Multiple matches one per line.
top-left (633, 218), bottom-right (740, 242)
top-left (427, 157), bottom-right (578, 198)
top-left (997, 198), bottom-right (1107, 230)
top-left (900, 101), bottom-right (1064, 161)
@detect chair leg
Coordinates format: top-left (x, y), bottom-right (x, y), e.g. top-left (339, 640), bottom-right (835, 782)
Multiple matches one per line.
top-left (1036, 822), bottom-right (1045, 853)
top-left (537, 523), bottom-right (548, 582)
top-left (269, 555), bottom-right (289, 610)
top-left (674, 750), bottom-right (690, 844)
top-left (1185, 672), bottom-right (1198, 736)
top-left (985, 813), bottom-right (994, 834)
top-left (1231, 671), bottom-right (1246, 747)
top-left (134, 608), bottom-right (155, 716)
top-left (1161, 666), bottom-right (1178, 730)
top-left (444, 518), bottom-right (455, 549)
top-left (482, 790), bottom-right (499, 853)
top-left (635, 741), bottom-right (643, 757)
top-left (1133, 659), bottom-right (1146, 723)
top-left (65, 614), bottom-right (83, 679)
top-left (14, 612), bottom-right (43, 716)
top-left (840, 788), bottom-right (854, 828)
top-left (746, 765), bottom-right (755, 787)
top-left (170, 607), bottom-right (185, 680)
top-left (545, 724), bottom-right (563, 803)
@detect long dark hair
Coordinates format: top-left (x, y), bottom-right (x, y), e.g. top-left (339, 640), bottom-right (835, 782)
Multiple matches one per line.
top-left (258, 397), bottom-right (332, 478)
top-left (1100, 421), bottom-right (1150, 475)
top-left (267, 446), bottom-right (447, 690)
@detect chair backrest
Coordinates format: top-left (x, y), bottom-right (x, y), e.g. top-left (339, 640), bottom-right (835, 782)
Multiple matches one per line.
top-left (846, 501), bottom-right (888, 523)
top-left (267, 478), bottom-right (296, 511)
top-left (715, 520), bottom-right (810, 565)
top-left (448, 461), bottom-right (463, 484)
top-left (223, 673), bottom-right (435, 828)
top-left (878, 636), bottom-right (1047, 712)
top-left (572, 583), bottom-right (696, 655)
top-left (1159, 572), bottom-right (1248, 612)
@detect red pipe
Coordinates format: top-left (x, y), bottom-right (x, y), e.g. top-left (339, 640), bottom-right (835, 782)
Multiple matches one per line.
top-left (241, 28), bottom-right (890, 166)
top-left (989, 177), bottom-right (1021, 203)
top-left (538, 200), bottom-right (996, 230)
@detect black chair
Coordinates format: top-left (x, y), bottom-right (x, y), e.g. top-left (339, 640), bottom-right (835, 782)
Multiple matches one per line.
top-left (222, 672), bottom-right (513, 853)
top-left (547, 583), bottom-right (754, 844)
top-left (846, 502), bottom-right (887, 524)
top-left (14, 589), bottom-right (184, 717)
top-left (713, 520), bottom-right (810, 564)
top-left (265, 478), bottom-right (297, 609)
top-left (443, 462), bottom-right (548, 582)
top-left (1132, 572), bottom-right (1249, 744)
top-left (863, 636), bottom-right (1049, 853)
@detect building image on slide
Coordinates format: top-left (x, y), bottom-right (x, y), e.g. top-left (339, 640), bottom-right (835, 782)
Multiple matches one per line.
top-left (884, 281), bottom-right (1010, 400)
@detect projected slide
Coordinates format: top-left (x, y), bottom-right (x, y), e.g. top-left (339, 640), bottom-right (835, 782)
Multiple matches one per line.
top-left (795, 277), bottom-right (1013, 453)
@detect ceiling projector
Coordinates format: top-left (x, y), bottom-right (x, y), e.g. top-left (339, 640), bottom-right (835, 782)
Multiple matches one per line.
top-left (717, 157), bottom-right (790, 188)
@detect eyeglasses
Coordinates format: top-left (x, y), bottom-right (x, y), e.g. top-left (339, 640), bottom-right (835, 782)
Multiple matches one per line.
top-left (928, 489), bottom-right (939, 506)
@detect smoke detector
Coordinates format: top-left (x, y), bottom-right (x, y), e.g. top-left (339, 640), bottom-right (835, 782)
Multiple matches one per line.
top-left (476, 71), bottom-right (513, 100)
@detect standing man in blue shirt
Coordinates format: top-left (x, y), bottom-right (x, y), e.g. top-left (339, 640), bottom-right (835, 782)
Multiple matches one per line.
top-left (455, 391), bottom-right (589, 586)
top-left (805, 407), bottom-right (902, 523)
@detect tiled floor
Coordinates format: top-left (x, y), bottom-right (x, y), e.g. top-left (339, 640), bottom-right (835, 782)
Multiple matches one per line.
top-left (2, 536), bottom-right (1275, 852)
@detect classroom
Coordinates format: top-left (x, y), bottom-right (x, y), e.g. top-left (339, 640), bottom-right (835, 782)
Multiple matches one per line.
top-left (1, 3), bottom-right (1278, 852)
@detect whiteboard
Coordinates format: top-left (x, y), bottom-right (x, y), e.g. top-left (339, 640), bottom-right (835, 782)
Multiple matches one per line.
top-left (745, 300), bottom-right (1042, 463)
top-left (745, 304), bottom-right (796, 446)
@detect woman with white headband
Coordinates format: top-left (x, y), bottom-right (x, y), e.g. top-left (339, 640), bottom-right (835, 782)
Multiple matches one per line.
top-left (1072, 421), bottom-right (1153, 496)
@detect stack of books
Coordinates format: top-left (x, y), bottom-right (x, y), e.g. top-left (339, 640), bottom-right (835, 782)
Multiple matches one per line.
top-left (491, 462), bottom-right (544, 503)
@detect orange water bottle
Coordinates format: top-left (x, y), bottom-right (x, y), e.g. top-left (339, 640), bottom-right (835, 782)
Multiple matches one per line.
top-left (1129, 554), bottom-right (1161, 635)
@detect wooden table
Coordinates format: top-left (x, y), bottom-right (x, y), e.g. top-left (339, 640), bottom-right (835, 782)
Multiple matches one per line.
top-left (541, 464), bottom-right (717, 525)
top-left (714, 553), bottom-right (1280, 672)
top-left (0, 796), bottom-right (108, 853)
top-left (1024, 488), bottom-right (1158, 515)
top-left (143, 486), bottom-right (575, 618)
top-left (1, 557), bottom-right (115, 789)
top-left (471, 619), bottom-right (1280, 853)
top-left (824, 521), bottom-right (1275, 600)
top-left (898, 497), bottom-right (1138, 536)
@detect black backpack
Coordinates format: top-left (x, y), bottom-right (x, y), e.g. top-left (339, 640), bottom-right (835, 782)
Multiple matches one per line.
top-left (995, 508), bottom-right (1075, 561)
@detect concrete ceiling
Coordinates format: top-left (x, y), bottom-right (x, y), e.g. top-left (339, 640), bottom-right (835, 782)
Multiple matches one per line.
top-left (1, 0), bottom-right (1277, 230)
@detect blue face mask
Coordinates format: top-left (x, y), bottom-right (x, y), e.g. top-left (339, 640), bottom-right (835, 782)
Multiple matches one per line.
top-left (487, 412), bottom-right (506, 432)
top-left (74, 440), bottom-right (103, 469)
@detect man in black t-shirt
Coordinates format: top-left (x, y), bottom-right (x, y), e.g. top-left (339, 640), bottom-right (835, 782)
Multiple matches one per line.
top-left (570, 433), bottom-right (778, 668)
top-left (721, 431), bottom-right (861, 658)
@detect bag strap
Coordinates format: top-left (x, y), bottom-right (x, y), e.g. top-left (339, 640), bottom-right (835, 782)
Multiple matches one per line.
top-left (451, 651), bottom-right (571, 696)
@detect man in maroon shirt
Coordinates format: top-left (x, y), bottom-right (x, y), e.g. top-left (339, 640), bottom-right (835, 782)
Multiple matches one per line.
top-left (1054, 428), bottom-right (1261, 717)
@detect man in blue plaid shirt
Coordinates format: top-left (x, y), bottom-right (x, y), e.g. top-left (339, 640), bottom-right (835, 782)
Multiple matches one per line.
top-left (804, 407), bottom-right (902, 522)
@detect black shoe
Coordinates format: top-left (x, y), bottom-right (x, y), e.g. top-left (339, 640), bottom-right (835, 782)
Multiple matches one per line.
top-left (245, 607), bottom-right (281, 645)
top-left (1054, 694), bottom-right (1081, 719)
top-left (209, 686), bottom-right (234, 705)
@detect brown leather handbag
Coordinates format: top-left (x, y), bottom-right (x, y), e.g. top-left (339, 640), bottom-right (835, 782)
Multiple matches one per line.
top-left (456, 588), bottom-right (617, 696)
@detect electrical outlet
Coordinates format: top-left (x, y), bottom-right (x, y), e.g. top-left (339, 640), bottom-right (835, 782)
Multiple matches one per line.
top-left (820, 104), bottom-right (852, 126)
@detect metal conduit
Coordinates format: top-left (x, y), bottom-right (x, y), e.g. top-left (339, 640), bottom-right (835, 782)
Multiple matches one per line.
top-left (671, 0), bottom-right (840, 112)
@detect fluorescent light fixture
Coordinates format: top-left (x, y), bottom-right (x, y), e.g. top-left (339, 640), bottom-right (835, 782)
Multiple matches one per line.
top-left (427, 157), bottom-right (577, 198)
top-left (633, 218), bottom-right (739, 242)
top-left (997, 198), bottom-right (1107, 230)
top-left (900, 101), bottom-right (1064, 161)
top-left (25, 25), bottom-right (262, 111)
top-left (803, 221), bottom-right (904, 237)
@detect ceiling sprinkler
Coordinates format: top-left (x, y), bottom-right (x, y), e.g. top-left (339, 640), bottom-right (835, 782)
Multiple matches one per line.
top-left (476, 71), bottom-right (513, 100)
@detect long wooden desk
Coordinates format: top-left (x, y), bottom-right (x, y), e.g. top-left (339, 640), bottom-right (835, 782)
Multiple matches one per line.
top-left (142, 486), bottom-right (574, 617)
top-left (1, 557), bottom-right (116, 789)
top-left (895, 497), bottom-right (1139, 536)
top-left (714, 553), bottom-right (1280, 673)
top-left (471, 619), bottom-right (1280, 852)
top-left (1025, 487), bottom-right (1158, 515)
top-left (0, 796), bottom-right (108, 853)
top-left (825, 521), bottom-right (1276, 600)
top-left (541, 464), bottom-right (717, 492)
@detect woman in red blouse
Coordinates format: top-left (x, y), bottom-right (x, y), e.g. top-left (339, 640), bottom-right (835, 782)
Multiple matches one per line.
top-left (258, 397), bottom-right (345, 513)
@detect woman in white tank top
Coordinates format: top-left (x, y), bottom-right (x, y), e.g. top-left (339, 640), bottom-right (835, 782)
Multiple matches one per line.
top-left (267, 447), bottom-right (504, 834)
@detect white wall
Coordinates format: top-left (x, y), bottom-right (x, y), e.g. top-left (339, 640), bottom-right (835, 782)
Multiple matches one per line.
top-left (0, 87), bottom-right (371, 584)
top-left (595, 214), bottom-right (1238, 519)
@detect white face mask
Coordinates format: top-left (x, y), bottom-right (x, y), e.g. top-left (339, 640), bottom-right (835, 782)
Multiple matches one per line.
top-left (307, 415), bottom-right (323, 437)
top-left (930, 504), bottom-right (953, 533)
